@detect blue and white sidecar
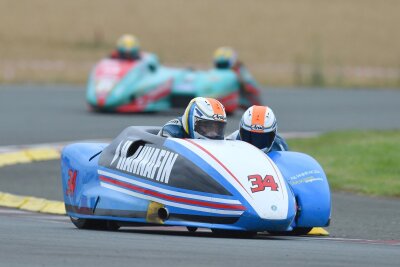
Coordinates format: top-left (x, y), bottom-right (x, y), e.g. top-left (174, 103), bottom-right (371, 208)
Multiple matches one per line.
top-left (61, 126), bottom-right (330, 236)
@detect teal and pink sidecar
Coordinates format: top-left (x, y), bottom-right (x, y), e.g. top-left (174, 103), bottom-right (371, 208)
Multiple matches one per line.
top-left (86, 53), bottom-right (261, 113)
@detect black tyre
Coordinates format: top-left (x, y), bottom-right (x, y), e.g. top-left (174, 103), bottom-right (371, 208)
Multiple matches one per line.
top-left (268, 227), bottom-right (312, 236)
top-left (211, 229), bottom-right (257, 238)
top-left (105, 220), bottom-right (121, 231)
top-left (291, 227), bottom-right (312, 235)
top-left (187, 226), bottom-right (198, 232)
top-left (70, 217), bottom-right (120, 231)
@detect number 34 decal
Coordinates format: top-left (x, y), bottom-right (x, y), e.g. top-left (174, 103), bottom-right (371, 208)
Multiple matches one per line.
top-left (248, 174), bottom-right (279, 193)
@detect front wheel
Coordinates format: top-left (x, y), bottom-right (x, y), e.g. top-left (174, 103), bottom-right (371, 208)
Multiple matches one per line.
top-left (70, 217), bottom-right (120, 231)
top-left (268, 227), bottom-right (312, 236)
top-left (291, 227), bottom-right (313, 235)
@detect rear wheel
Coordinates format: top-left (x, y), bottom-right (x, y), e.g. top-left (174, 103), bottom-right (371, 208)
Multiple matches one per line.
top-left (70, 217), bottom-right (120, 231)
top-left (187, 227), bottom-right (198, 233)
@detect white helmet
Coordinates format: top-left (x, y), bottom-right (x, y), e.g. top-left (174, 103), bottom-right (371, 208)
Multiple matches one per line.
top-left (182, 97), bottom-right (227, 140)
top-left (239, 105), bottom-right (277, 151)
top-left (116, 34), bottom-right (140, 58)
top-left (213, 47), bottom-right (238, 69)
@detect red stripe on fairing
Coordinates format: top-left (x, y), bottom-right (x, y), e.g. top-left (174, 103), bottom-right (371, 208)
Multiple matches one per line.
top-left (244, 83), bottom-right (260, 95)
top-left (243, 82), bottom-right (262, 106)
top-left (116, 79), bottom-right (172, 112)
top-left (218, 91), bottom-right (239, 113)
top-left (95, 59), bottom-right (138, 78)
top-left (184, 139), bottom-right (252, 198)
top-left (99, 176), bottom-right (246, 211)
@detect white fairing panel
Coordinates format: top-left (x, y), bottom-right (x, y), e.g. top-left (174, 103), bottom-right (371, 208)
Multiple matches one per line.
top-left (172, 139), bottom-right (290, 220)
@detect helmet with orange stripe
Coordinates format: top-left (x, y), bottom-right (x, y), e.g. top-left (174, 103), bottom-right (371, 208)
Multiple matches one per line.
top-left (239, 105), bottom-right (277, 152)
top-left (182, 97), bottom-right (227, 140)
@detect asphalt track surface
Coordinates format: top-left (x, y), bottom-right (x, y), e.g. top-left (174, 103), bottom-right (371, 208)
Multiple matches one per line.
top-left (1, 85), bottom-right (400, 267)
top-left (1, 84), bottom-right (400, 145)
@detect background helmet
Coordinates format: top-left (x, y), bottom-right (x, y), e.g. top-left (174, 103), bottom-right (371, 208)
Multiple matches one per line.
top-left (239, 105), bottom-right (277, 152)
top-left (116, 34), bottom-right (140, 58)
top-left (182, 97), bottom-right (227, 140)
top-left (213, 47), bottom-right (238, 69)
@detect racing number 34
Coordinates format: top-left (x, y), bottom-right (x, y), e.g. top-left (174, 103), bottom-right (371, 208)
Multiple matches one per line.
top-left (248, 174), bottom-right (279, 193)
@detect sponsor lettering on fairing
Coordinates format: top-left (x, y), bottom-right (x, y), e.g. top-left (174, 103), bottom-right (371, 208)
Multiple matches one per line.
top-left (110, 141), bottom-right (178, 184)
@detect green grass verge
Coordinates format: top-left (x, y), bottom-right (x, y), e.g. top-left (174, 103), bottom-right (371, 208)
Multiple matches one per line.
top-left (288, 130), bottom-right (400, 197)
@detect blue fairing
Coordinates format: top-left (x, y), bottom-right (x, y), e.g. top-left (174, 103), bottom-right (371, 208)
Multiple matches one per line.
top-left (61, 144), bottom-right (294, 231)
top-left (61, 143), bottom-right (106, 208)
top-left (268, 151), bottom-right (331, 227)
top-left (61, 127), bottom-right (329, 233)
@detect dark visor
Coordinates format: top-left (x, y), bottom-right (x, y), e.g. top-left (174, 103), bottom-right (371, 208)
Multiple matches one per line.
top-left (195, 119), bottom-right (226, 140)
top-left (240, 128), bottom-right (276, 150)
top-left (215, 61), bottom-right (231, 69)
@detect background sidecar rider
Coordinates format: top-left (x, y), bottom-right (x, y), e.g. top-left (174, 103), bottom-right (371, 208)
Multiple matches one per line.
top-left (110, 34), bottom-right (141, 61)
top-left (213, 46), bottom-right (261, 108)
top-left (159, 97), bottom-right (227, 140)
top-left (226, 105), bottom-right (289, 153)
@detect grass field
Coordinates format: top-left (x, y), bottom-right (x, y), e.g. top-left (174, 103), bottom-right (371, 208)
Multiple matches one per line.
top-left (288, 130), bottom-right (400, 197)
top-left (0, 0), bottom-right (399, 86)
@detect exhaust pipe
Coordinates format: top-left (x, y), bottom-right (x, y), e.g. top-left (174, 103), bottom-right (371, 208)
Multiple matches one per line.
top-left (158, 207), bottom-right (169, 221)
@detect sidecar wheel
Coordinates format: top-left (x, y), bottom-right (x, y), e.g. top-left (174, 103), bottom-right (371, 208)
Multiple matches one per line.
top-left (211, 229), bottom-right (257, 238)
top-left (70, 217), bottom-right (120, 231)
top-left (187, 227), bottom-right (198, 232)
